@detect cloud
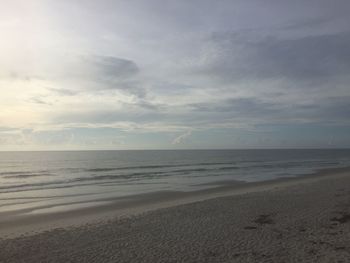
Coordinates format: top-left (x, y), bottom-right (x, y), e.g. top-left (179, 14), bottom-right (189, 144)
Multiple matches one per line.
top-left (190, 98), bottom-right (278, 115)
top-left (28, 95), bottom-right (53, 106)
top-left (195, 31), bottom-right (350, 85)
top-left (188, 95), bottom-right (350, 127)
top-left (299, 96), bottom-right (350, 124)
top-left (130, 99), bottom-right (163, 111)
top-left (49, 88), bottom-right (78, 96)
top-left (47, 92), bottom-right (350, 137)
top-left (79, 55), bottom-right (146, 97)
top-left (277, 16), bottom-right (333, 31)
top-left (172, 130), bottom-right (192, 144)
top-left (1, 0), bottom-right (350, 149)
top-left (86, 55), bottom-right (139, 80)
top-left (1, 53), bottom-right (145, 97)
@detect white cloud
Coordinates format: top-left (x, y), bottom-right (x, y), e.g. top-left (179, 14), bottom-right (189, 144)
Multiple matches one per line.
top-left (172, 130), bottom-right (192, 145)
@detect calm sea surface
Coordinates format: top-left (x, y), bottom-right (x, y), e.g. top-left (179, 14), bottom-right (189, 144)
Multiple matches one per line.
top-left (0, 149), bottom-right (350, 214)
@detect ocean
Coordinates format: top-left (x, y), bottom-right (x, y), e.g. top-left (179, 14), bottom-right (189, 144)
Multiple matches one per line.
top-left (1, 149), bottom-right (350, 215)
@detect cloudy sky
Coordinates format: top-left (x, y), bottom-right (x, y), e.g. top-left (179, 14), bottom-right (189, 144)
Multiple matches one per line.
top-left (1, 0), bottom-right (350, 150)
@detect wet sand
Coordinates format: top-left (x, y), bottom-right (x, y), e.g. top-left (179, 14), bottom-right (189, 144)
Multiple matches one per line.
top-left (1, 168), bottom-right (350, 262)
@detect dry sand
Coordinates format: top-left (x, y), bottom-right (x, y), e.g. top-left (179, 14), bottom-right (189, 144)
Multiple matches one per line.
top-left (1, 168), bottom-right (350, 262)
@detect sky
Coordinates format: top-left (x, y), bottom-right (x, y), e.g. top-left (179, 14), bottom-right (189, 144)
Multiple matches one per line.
top-left (0, 0), bottom-right (350, 150)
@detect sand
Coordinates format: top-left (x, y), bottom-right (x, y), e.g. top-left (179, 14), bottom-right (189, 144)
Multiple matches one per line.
top-left (1, 168), bottom-right (350, 262)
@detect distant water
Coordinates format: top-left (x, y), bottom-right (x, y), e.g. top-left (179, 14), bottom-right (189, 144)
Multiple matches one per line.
top-left (0, 149), bottom-right (350, 215)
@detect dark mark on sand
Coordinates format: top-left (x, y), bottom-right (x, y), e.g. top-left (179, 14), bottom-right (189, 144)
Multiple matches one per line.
top-left (254, 214), bottom-right (275, 225)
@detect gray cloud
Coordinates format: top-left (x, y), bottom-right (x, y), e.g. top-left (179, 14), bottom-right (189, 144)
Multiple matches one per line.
top-left (278, 16), bottom-right (333, 31)
top-left (82, 55), bottom-right (146, 98)
top-left (132, 100), bottom-right (163, 111)
top-left (2, 0), bottom-right (350, 149)
top-left (86, 55), bottom-right (139, 81)
top-left (53, 108), bottom-right (165, 125)
top-left (189, 95), bottom-right (350, 126)
top-left (28, 96), bottom-right (53, 106)
top-left (196, 31), bottom-right (350, 85)
top-left (1, 53), bottom-right (145, 98)
top-left (190, 98), bottom-right (278, 115)
top-left (49, 88), bottom-right (78, 96)
top-left (300, 96), bottom-right (350, 123)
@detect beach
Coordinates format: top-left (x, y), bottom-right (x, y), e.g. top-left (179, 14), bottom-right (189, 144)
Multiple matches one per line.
top-left (1, 0), bottom-right (349, 261)
top-left (1, 167), bottom-right (350, 262)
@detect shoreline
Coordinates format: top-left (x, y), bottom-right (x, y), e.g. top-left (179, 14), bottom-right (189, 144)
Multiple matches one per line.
top-left (1, 166), bottom-right (350, 238)
top-left (1, 166), bottom-right (350, 261)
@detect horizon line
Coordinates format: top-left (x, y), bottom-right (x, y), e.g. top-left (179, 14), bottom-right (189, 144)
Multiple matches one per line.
top-left (0, 147), bottom-right (349, 152)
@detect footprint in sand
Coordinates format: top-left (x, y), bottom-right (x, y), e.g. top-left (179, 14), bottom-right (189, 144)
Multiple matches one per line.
top-left (330, 212), bottom-right (350, 224)
top-left (254, 214), bottom-right (275, 225)
top-left (244, 214), bottom-right (275, 230)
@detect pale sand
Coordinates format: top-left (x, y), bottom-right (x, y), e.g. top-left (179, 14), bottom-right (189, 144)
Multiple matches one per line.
top-left (1, 168), bottom-right (350, 262)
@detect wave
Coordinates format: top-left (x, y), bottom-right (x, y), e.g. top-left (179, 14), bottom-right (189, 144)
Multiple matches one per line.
top-left (3, 173), bottom-right (54, 179)
top-left (0, 157), bottom-right (347, 195)
top-left (0, 165), bottom-right (242, 193)
top-left (84, 162), bottom-right (237, 173)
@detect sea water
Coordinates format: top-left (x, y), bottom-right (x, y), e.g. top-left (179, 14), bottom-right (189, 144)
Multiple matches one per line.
top-left (0, 149), bottom-right (350, 214)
